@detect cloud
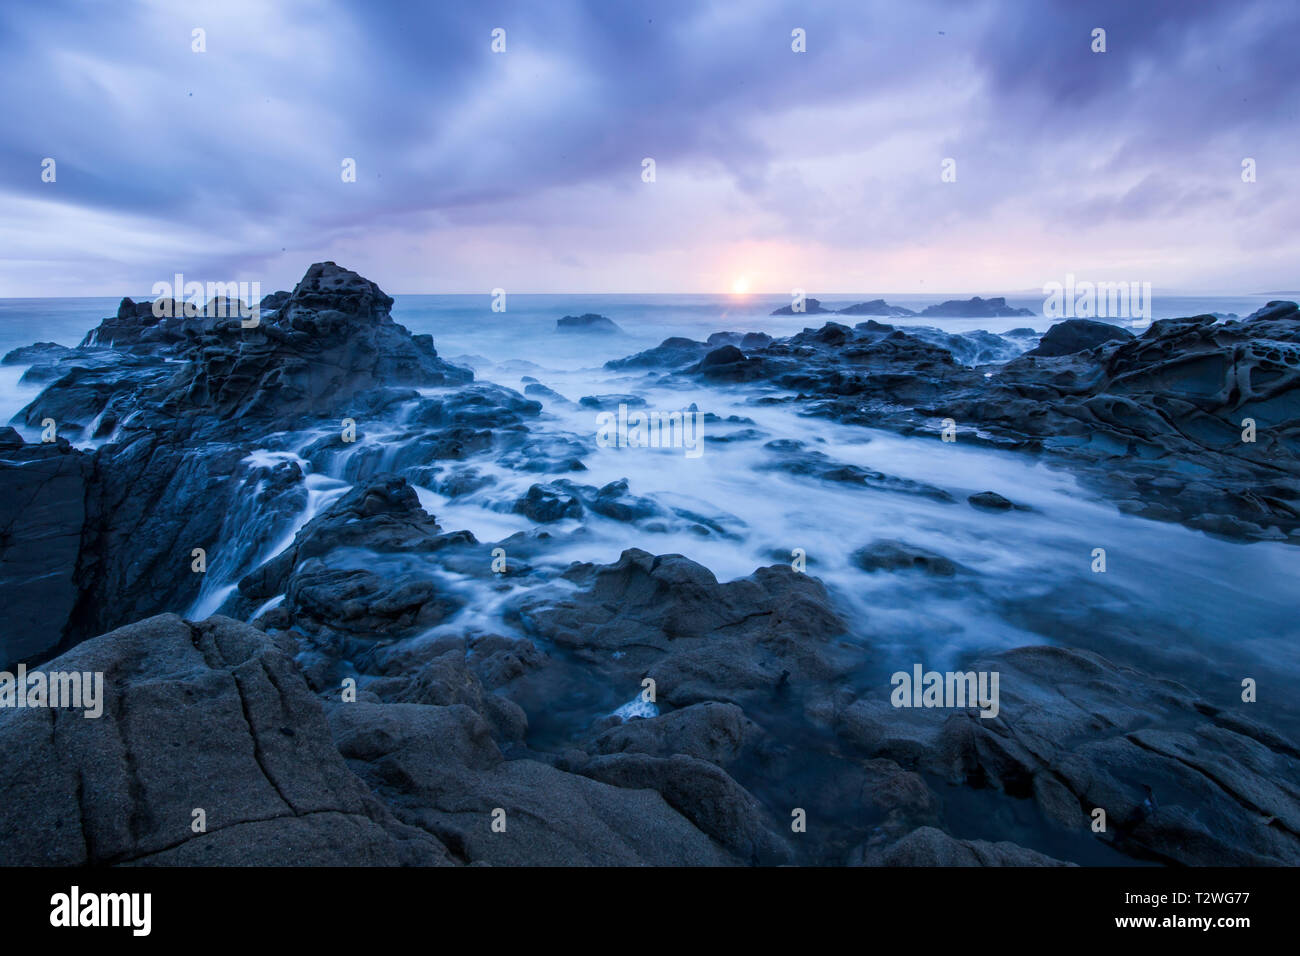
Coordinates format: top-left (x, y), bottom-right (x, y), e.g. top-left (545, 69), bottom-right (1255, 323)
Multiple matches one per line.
top-left (0, 0), bottom-right (1295, 295)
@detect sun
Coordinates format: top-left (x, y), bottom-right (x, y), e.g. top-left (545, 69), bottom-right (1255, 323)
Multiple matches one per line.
top-left (731, 275), bottom-right (750, 294)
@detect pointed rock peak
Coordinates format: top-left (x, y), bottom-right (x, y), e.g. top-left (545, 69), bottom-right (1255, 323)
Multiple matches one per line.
top-left (284, 262), bottom-right (394, 322)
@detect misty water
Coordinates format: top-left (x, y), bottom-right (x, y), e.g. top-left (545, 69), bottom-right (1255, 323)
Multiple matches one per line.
top-left (3, 292), bottom-right (1298, 737)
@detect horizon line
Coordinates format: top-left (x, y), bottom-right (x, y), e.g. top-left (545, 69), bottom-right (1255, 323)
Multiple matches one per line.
top-left (1, 289), bottom-right (1295, 301)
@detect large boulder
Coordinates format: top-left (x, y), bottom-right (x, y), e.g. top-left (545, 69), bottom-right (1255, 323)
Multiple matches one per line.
top-left (1028, 318), bottom-right (1135, 357)
top-left (0, 614), bottom-right (451, 865)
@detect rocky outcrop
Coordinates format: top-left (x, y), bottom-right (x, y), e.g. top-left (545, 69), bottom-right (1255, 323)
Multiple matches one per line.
top-left (5, 262), bottom-right (1297, 870)
top-left (1, 342), bottom-right (73, 366)
top-left (6, 265), bottom-right (492, 649)
top-left (836, 644), bottom-right (1300, 865)
top-left (0, 612), bottom-right (760, 866)
top-left (329, 702), bottom-right (738, 865)
top-left (512, 548), bottom-right (851, 710)
top-left (556, 313), bottom-right (623, 334)
top-left (0, 614), bottom-right (451, 865)
top-left (836, 299), bottom-right (918, 317)
top-left (236, 477), bottom-right (472, 610)
top-left (771, 297), bottom-right (832, 315)
top-left (674, 304), bottom-right (1300, 542)
top-left (604, 336), bottom-right (710, 370)
top-left (0, 433), bottom-right (90, 666)
top-left (918, 296), bottom-right (1035, 318)
top-left (1028, 318), bottom-right (1134, 356)
top-left (153, 262), bottom-right (470, 423)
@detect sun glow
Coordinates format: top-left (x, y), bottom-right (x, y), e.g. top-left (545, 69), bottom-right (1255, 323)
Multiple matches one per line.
top-left (731, 275), bottom-right (750, 294)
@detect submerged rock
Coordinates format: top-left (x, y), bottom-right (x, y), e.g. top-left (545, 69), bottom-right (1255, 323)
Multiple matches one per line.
top-left (557, 313), bottom-right (623, 334)
top-left (853, 539), bottom-right (960, 576)
top-left (967, 491), bottom-right (1023, 511)
top-left (513, 482), bottom-right (584, 522)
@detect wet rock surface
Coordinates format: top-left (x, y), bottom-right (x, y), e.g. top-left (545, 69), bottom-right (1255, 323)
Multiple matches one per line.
top-left (676, 305), bottom-right (1300, 542)
top-left (3, 265), bottom-right (1297, 868)
top-left (0, 614), bottom-right (451, 865)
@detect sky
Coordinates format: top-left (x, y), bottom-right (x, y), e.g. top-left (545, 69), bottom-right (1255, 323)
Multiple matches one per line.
top-left (0, 0), bottom-right (1296, 297)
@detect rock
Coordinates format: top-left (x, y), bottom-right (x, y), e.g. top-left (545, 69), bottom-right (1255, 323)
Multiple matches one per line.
top-left (586, 478), bottom-right (661, 522)
top-left (690, 345), bottom-right (767, 382)
top-left (919, 296), bottom-right (1036, 318)
top-left (852, 827), bottom-right (1074, 866)
top-left (853, 539), bottom-right (960, 576)
top-left (152, 261), bottom-right (471, 422)
top-left (1028, 319), bottom-right (1135, 357)
top-left (854, 319), bottom-right (896, 333)
top-left (522, 382), bottom-right (572, 404)
top-left (758, 442), bottom-right (955, 502)
top-left (605, 337), bottom-right (709, 370)
top-left (771, 297), bottom-right (832, 315)
top-left (577, 394), bottom-right (646, 412)
top-left (78, 297), bottom-right (202, 349)
top-left (967, 491), bottom-right (1021, 511)
top-left (1, 342), bottom-right (73, 366)
top-left (670, 300), bottom-right (1300, 542)
top-left (8, 260), bottom-right (500, 649)
top-left (837, 644), bottom-right (1300, 866)
top-left (512, 482), bottom-right (584, 522)
top-left (514, 549), bottom-right (851, 714)
top-left (0, 438), bottom-right (90, 666)
top-left (238, 477), bottom-right (471, 607)
top-left (592, 701), bottom-right (761, 767)
top-left (577, 752), bottom-right (792, 864)
top-left (701, 344), bottom-right (745, 366)
top-left (0, 614), bottom-right (451, 865)
top-left (329, 701), bottom-right (739, 865)
top-left (259, 290), bottom-right (291, 313)
top-left (1245, 300), bottom-right (1298, 322)
top-left (284, 567), bottom-right (462, 646)
top-left (836, 299), bottom-right (918, 317)
top-left (556, 313), bottom-right (623, 334)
